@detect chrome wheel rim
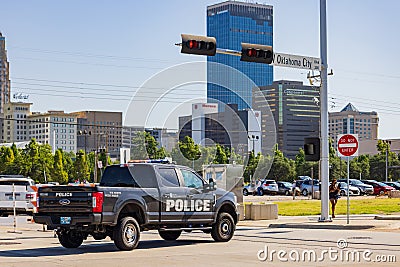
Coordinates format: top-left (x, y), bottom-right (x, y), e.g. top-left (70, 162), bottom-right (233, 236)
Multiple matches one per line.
top-left (124, 224), bottom-right (137, 245)
top-left (220, 219), bottom-right (232, 238)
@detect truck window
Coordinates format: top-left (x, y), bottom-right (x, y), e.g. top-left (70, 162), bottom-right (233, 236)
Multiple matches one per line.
top-left (99, 164), bottom-right (158, 188)
top-left (130, 165), bottom-right (158, 188)
top-left (181, 169), bottom-right (203, 189)
top-left (157, 168), bottom-right (180, 187)
top-left (100, 166), bottom-right (138, 187)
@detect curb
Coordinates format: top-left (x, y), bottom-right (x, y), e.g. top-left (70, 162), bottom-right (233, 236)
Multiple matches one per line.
top-left (374, 215), bottom-right (400, 220)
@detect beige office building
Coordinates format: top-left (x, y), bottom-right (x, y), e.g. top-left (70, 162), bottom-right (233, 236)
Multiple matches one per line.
top-left (329, 103), bottom-right (379, 149)
top-left (28, 111), bottom-right (78, 153)
top-left (3, 102), bottom-right (32, 143)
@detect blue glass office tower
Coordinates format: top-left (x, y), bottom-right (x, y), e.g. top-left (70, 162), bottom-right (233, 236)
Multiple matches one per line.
top-left (207, 1), bottom-right (273, 110)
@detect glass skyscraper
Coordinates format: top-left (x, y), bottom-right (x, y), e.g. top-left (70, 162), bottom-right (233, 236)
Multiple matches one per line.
top-left (207, 1), bottom-right (273, 110)
top-left (0, 32), bottom-right (11, 114)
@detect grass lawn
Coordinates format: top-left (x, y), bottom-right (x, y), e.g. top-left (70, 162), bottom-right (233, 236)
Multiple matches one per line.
top-left (274, 198), bottom-right (400, 216)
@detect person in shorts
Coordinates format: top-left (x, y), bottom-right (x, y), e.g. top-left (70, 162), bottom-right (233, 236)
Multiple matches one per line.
top-left (329, 179), bottom-right (340, 218)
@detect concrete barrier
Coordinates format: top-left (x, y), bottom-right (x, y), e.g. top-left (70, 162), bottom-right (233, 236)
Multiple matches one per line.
top-left (249, 203), bottom-right (278, 220)
top-left (237, 204), bottom-right (245, 221)
top-left (244, 203), bottom-right (252, 220)
top-left (388, 190), bottom-right (400, 198)
top-left (312, 191), bottom-right (321, 199)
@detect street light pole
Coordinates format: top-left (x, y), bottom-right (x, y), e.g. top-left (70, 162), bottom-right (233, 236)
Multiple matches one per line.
top-left (319, 0), bottom-right (330, 222)
top-left (248, 135), bottom-right (259, 154)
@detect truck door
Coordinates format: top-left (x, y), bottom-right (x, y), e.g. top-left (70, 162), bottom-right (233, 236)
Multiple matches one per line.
top-left (178, 168), bottom-right (215, 223)
top-left (156, 167), bottom-right (187, 223)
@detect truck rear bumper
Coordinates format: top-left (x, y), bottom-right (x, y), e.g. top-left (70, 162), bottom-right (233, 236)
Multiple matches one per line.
top-left (33, 213), bottom-right (102, 227)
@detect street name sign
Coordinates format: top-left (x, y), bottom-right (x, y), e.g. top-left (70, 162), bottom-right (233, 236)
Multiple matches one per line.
top-left (272, 52), bottom-right (321, 70)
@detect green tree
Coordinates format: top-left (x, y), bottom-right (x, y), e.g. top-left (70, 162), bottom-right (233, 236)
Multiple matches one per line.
top-left (52, 149), bottom-right (68, 184)
top-left (0, 146), bottom-right (14, 174)
top-left (213, 144), bottom-right (228, 164)
top-left (267, 149), bottom-right (295, 182)
top-left (177, 136), bottom-right (201, 168)
top-left (74, 150), bottom-right (89, 182)
top-left (130, 131), bottom-right (147, 160)
top-left (62, 151), bottom-right (75, 182)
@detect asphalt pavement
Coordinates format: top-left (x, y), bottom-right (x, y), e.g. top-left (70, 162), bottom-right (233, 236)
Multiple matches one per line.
top-left (0, 215), bottom-right (399, 266)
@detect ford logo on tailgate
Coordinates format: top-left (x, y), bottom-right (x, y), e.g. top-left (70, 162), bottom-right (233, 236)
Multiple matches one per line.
top-left (59, 199), bottom-right (71, 205)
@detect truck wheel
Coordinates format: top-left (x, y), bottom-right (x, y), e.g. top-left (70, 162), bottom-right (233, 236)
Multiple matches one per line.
top-left (58, 230), bottom-right (84, 248)
top-left (158, 230), bottom-right (182, 241)
top-left (243, 189), bottom-right (248, 196)
top-left (211, 212), bottom-right (235, 242)
top-left (113, 216), bottom-right (140, 251)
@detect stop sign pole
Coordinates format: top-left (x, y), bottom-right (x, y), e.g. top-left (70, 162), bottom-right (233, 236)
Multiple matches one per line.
top-left (337, 134), bottom-right (359, 224)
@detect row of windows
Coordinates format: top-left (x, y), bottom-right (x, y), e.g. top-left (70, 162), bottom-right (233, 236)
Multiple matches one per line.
top-left (329, 118), bottom-right (372, 123)
top-left (55, 140), bottom-right (75, 145)
top-left (14, 107), bottom-right (28, 111)
top-left (52, 117), bottom-right (75, 122)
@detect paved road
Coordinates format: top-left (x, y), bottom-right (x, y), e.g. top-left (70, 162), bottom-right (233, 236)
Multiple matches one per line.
top-left (0, 216), bottom-right (399, 267)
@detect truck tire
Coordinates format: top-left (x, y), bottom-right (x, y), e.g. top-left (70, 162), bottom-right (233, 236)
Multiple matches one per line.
top-left (158, 230), bottom-right (181, 241)
top-left (113, 216), bottom-right (140, 251)
top-left (58, 230), bottom-right (84, 248)
top-left (211, 212), bottom-right (235, 242)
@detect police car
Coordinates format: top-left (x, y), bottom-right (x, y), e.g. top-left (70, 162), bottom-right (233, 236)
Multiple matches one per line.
top-left (34, 160), bottom-right (239, 250)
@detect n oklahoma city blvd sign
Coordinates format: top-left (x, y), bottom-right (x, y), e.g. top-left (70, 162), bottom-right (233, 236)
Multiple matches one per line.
top-left (272, 52), bottom-right (321, 71)
top-left (337, 134), bottom-right (359, 157)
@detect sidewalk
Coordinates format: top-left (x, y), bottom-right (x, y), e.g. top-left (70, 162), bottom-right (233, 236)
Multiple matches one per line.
top-left (238, 214), bottom-right (400, 232)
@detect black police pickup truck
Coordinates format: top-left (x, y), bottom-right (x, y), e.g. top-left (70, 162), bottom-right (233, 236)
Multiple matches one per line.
top-left (34, 162), bottom-right (239, 250)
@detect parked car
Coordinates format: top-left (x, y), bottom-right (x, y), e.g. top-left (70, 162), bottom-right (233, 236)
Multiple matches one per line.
top-left (260, 179), bottom-right (279, 195)
top-left (337, 182), bottom-right (360, 196)
top-left (243, 183), bottom-right (257, 196)
top-left (383, 181), bottom-right (400, 190)
top-left (300, 179), bottom-right (320, 196)
top-left (361, 180), bottom-right (395, 195)
top-left (0, 176), bottom-right (37, 217)
top-left (277, 181), bottom-right (292, 196)
top-left (338, 179), bottom-right (374, 195)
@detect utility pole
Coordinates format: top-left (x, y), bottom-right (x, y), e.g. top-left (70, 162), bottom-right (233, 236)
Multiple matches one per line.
top-left (319, 0), bottom-right (330, 222)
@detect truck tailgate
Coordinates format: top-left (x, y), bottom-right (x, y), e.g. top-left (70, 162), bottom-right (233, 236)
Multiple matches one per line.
top-left (38, 186), bottom-right (96, 213)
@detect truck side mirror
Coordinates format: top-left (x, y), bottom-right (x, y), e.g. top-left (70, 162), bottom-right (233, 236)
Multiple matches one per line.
top-left (208, 178), bottom-right (217, 190)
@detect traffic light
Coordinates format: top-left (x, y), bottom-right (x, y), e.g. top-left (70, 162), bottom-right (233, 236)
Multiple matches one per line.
top-left (304, 137), bottom-right (320, 161)
top-left (181, 34), bottom-right (217, 56)
top-left (240, 43), bottom-right (273, 64)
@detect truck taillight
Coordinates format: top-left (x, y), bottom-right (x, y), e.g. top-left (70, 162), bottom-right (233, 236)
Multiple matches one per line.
top-left (26, 193), bottom-right (35, 200)
top-left (92, 192), bottom-right (104, 213)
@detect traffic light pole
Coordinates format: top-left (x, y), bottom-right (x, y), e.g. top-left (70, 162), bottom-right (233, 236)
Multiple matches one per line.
top-left (319, 0), bottom-right (330, 222)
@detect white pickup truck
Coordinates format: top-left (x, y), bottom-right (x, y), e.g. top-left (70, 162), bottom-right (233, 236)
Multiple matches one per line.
top-left (0, 176), bottom-right (37, 217)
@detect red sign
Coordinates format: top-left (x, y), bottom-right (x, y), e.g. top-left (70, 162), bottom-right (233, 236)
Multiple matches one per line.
top-left (337, 134), bottom-right (359, 157)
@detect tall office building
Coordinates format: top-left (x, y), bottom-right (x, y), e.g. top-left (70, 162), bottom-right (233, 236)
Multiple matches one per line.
top-left (254, 80), bottom-right (320, 159)
top-left (73, 111), bottom-right (122, 158)
top-left (329, 103), bottom-right (379, 148)
top-left (207, 1), bottom-right (273, 110)
top-left (0, 32), bottom-right (11, 113)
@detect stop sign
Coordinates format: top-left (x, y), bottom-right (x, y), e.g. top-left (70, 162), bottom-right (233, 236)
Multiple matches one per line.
top-left (337, 134), bottom-right (359, 157)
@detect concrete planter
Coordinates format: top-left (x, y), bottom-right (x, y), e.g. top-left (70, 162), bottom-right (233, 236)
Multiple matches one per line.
top-left (388, 190), bottom-right (400, 198)
top-left (249, 203), bottom-right (278, 220)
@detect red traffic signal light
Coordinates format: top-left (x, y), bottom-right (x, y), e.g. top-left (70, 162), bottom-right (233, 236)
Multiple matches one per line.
top-left (241, 43), bottom-right (273, 64)
top-left (181, 34), bottom-right (217, 56)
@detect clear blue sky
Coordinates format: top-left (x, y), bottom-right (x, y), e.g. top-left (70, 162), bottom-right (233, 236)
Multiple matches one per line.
top-left (1, 0), bottom-right (399, 138)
